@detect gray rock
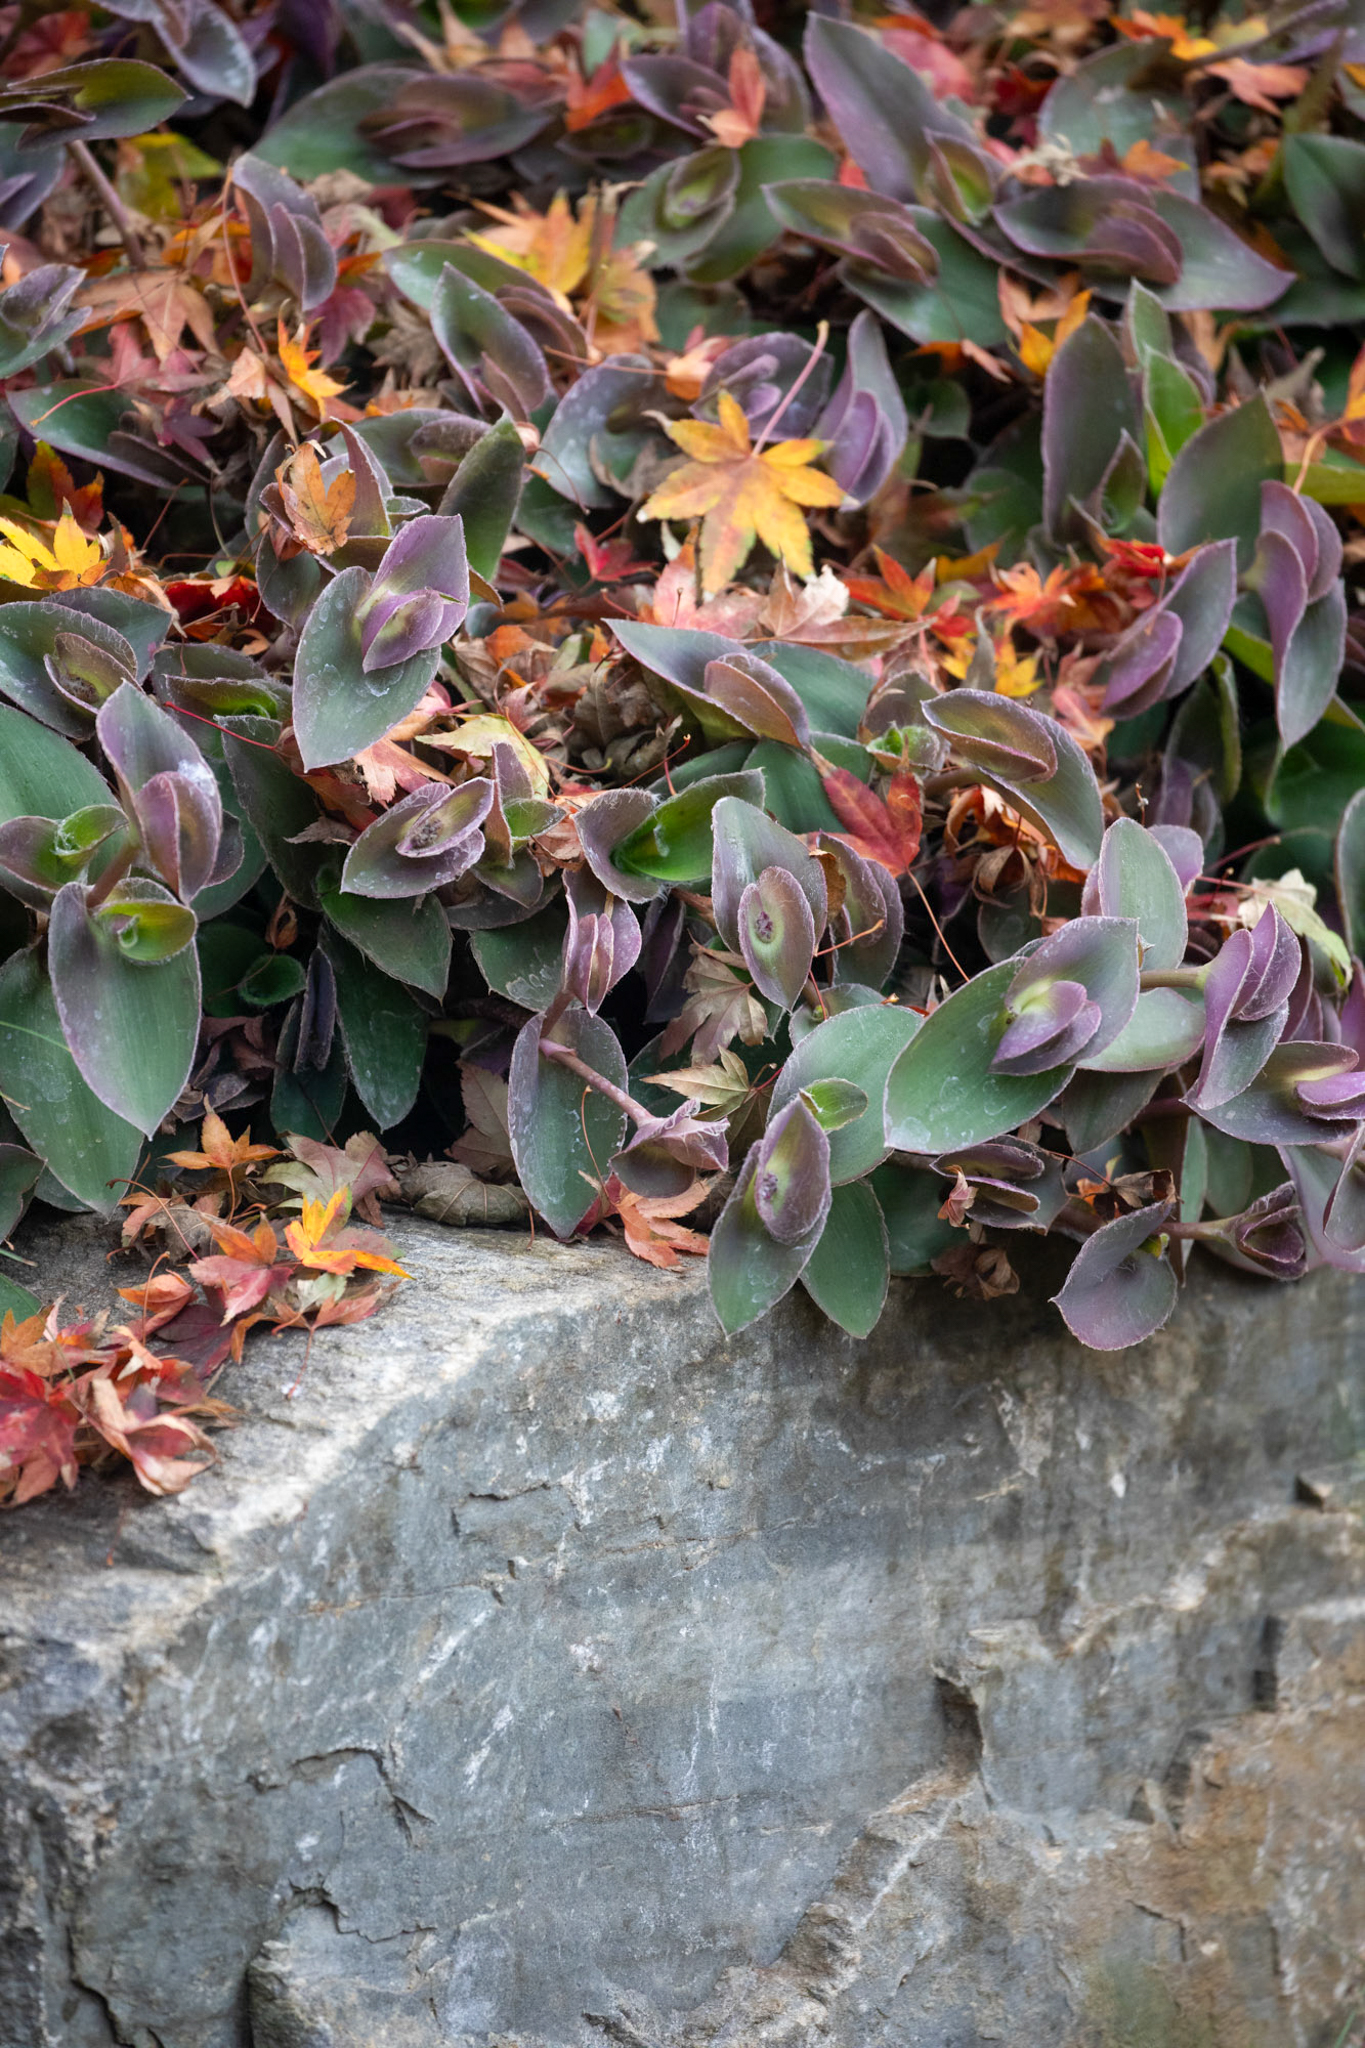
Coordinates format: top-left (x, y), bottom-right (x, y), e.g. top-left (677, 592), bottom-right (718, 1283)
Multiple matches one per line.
top-left (1, 1220), bottom-right (1363, 2048)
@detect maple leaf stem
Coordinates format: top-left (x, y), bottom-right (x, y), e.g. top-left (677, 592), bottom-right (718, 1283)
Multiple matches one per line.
top-left (753, 319), bottom-right (830, 455)
top-left (538, 1040), bottom-right (655, 1128)
top-left (71, 141), bottom-right (146, 271)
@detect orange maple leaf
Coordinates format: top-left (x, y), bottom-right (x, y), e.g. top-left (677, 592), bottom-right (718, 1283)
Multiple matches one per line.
top-left (278, 321), bottom-right (354, 421)
top-left (167, 1109), bottom-right (279, 1185)
top-left (641, 390), bottom-right (844, 596)
top-left (700, 46), bottom-right (767, 147)
top-left (613, 1179), bottom-right (712, 1269)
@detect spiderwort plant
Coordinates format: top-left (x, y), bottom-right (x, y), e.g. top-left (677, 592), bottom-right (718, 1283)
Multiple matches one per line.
top-left (10, 0), bottom-right (1365, 1455)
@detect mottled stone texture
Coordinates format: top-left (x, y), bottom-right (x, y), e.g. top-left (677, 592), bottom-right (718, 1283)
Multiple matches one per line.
top-left (1, 1221), bottom-right (1364, 2048)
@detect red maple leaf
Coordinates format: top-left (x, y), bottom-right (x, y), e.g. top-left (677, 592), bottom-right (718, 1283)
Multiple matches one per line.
top-left (821, 768), bottom-right (923, 877)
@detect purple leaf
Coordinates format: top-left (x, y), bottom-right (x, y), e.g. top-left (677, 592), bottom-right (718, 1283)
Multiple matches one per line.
top-left (1101, 606), bottom-right (1182, 715)
top-left (576, 789), bottom-right (665, 904)
top-left (994, 977), bottom-right (1101, 1074)
top-left (1229, 1182), bottom-right (1307, 1279)
top-left (1162, 539), bottom-right (1237, 694)
top-left (708, 1143), bottom-right (825, 1335)
top-left (704, 652), bottom-right (810, 749)
top-left (562, 872), bottom-right (641, 1015)
top-left (49, 878), bottom-right (201, 1136)
top-left (1002, 915), bottom-right (1141, 1065)
top-left (1051, 1200), bottom-right (1177, 1350)
top-left (1148, 824), bottom-right (1203, 893)
top-left (613, 1098), bottom-right (730, 1198)
top-left (814, 309), bottom-right (909, 506)
top-left (739, 863), bottom-right (817, 1009)
top-left (135, 769), bottom-right (222, 903)
top-left (711, 796), bottom-right (827, 953)
top-left (1278, 583), bottom-right (1346, 750)
top-left (752, 1096), bottom-right (832, 1245)
top-left (817, 833), bottom-right (903, 990)
top-left (341, 780), bottom-right (491, 898)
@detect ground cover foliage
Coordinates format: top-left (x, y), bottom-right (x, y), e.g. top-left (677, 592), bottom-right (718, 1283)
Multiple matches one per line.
top-left (6, 0), bottom-right (1365, 1502)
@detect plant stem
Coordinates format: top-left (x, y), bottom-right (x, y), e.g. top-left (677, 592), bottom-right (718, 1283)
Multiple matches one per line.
top-left (71, 140), bottom-right (146, 270)
top-left (538, 1038), bottom-right (654, 1128)
top-left (1139, 965), bottom-right (1208, 991)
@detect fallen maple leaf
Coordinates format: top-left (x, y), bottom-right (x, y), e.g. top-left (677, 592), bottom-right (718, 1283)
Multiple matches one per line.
top-left (821, 767), bottom-right (923, 876)
top-left (641, 390), bottom-right (844, 596)
top-left (612, 1177), bottom-right (712, 1269)
top-left (276, 443), bottom-right (355, 557)
top-left (700, 46), bottom-right (767, 148)
top-left (167, 1109), bottom-right (279, 1190)
top-left (278, 320), bottom-right (354, 421)
top-left (1206, 56), bottom-right (1308, 114)
top-left (0, 510), bottom-right (104, 590)
top-left (284, 1188), bottom-right (410, 1278)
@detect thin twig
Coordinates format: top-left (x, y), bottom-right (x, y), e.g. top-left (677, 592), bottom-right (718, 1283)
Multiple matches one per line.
top-left (71, 140), bottom-right (145, 270)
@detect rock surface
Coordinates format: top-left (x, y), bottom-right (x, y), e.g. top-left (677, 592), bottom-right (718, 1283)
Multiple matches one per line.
top-left (1, 1217), bottom-right (1363, 2048)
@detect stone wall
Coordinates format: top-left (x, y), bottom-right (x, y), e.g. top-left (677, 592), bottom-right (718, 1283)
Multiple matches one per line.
top-left (1, 1219), bottom-right (1363, 2048)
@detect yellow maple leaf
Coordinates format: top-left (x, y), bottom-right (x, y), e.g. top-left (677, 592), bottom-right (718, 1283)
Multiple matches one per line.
top-left (640, 390), bottom-right (844, 597)
top-left (1017, 288), bottom-right (1091, 376)
top-left (467, 190), bottom-right (593, 301)
top-left (995, 636), bottom-right (1043, 697)
top-left (0, 511), bottom-right (104, 590)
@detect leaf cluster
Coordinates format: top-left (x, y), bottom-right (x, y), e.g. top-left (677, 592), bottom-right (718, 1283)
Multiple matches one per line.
top-left (9, 0), bottom-right (1365, 1505)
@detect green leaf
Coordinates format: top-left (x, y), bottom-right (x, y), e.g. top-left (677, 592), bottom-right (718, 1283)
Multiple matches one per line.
top-left (749, 642), bottom-right (871, 738)
top-left (0, 58), bottom-right (186, 142)
top-left (0, 700), bottom-right (110, 827)
top-left (322, 929), bottom-right (426, 1129)
top-left (849, 213), bottom-right (1008, 346)
top-left (613, 770), bottom-right (766, 885)
top-left (293, 566), bottom-right (439, 771)
top-left (868, 1159), bottom-right (960, 1274)
top-left (1335, 787), bottom-right (1365, 958)
top-left (236, 951), bottom-right (307, 1008)
top-left (271, 1001), bottom-right (349, 1144)
top-left (438, 419), bottom-right (524, 582)
top-left (0, 945), bottom-right (140, 1210)
top-left (0, 1271), bottom-right (41, 1318)
top-left (885, 959), bottom-right (1072, 1153)
top-left (1077, 988), bottom-right (1205, 1073)
top-left (7, 385), bottom-right (200, 488)
top-left (470, 898), bottom-right (568, 1010)
top-left (923, 692), bottom-right (1104, 869)
top-left (687, 135), bottom-right (836, 285)
top-left (48, 881), bottom-right (200, 1135)
top-left (252, 64), bottom-right (422, 183)
top-left (1093, 817), bottom-right (1186, 971)
top-left (748, 743), bottom-right (842, 833)
top-left (221, 724), bottom-right (324, 908)
top-left (1143, 350), bottom-right (1203, 490)
top-left (0, 1142), bottom-right (41, 1239)
top-left (507, 1007), bottom-right (626, 1239)
top-left (1042, 316), bottom-right (1140, 543)
top-left (800, 1179), bottom-right (889, 1336)
top-left (1283, 133), bottom-right (1365, 282)
top-left (320, 885), bottom-right (451, 1000)
top-left (770, 1002), bottom-right (920, 1182)
top-left (1157, 394), bottom-right (1281, 570)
